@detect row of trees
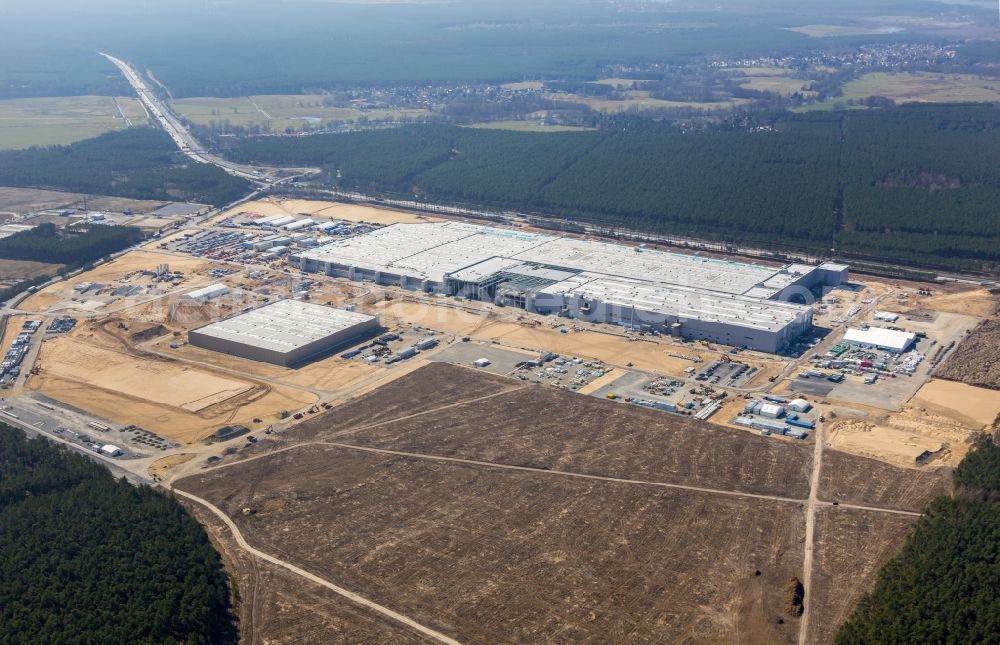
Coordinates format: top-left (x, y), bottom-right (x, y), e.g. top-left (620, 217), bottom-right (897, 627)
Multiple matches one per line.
top-left (0, 426), bottom-right (237, 643)
top-left (0, 128), bottom-right (250, 206)
top-left (231, 104), bottom-right (1000, 272)
top-left (0, 223), bottom-right (144, 265)
top-left (836, 436), bottom-right (1000, 642)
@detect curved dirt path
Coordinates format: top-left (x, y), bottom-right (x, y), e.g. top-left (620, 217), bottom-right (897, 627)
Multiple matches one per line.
top-left (173, 487), bottom-right (461, 645)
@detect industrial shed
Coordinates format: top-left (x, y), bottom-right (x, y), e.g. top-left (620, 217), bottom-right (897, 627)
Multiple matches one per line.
top-left (843, 327), bottom-right (917, 353)
top-left (188, 300), bottom-right (379, 366)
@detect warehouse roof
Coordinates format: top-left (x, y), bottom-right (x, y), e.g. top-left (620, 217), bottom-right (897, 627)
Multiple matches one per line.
top-left (537, 274), bottom-right (810, 332)
top-left (185, 283), bottom-right (230, 300)
top-left (297, 222), bottom-right (816, 298)
top-left (843, 327), bottom-right (916, 352)
top-left (190, 300), bottom-right (376, 355)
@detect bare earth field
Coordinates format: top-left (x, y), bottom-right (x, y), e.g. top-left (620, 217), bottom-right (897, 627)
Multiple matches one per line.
top-left (293, 365), bottom-right (813, 497)
top-left (174, 363), bottom-right (939, 644)
top-left (29, 320), bottom-right (316, 443)
top-left (182, 444), bottom-right (806, 644)
top-left (819, 449), bottom-right (950, 512)
top-left (189, 504), bottom-right (423, 645)
top-left (937, 319), bottom-right (1000, 390)
top-left (215, 197), bottom-right (443, 226)
top-left (0, 186), bottom-right (168, 216)
top-left (0, 259), bottom-right (62, 283)
top-left (806, 509), bottom-right (919, 645)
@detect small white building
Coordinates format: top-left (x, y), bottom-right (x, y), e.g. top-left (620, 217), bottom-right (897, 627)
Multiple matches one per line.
top-left (788, 398), bottom-right (812, 413)
top-left (100, 444), bottom-right (123, 457)
top-left (873, 311), bottom-right (899, 323)
top-left (758, 403), bottom-right (785, 419)
top-left (473, 358), bottom-right (491, 368)
top-left (184, 283), bottom-right (231, 303)
top-left (844, 327), bottom-right (916, 353)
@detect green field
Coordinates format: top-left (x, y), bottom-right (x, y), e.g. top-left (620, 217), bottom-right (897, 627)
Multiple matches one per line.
top-left (0, 96), bottom-right (148, 150)
top-left (738, 75), bottom-right (816, 97)
top-left (546, 91), bottom-right (750, 113)
top-left (170, 95), bottom-right (429, 132)
top-left (804, 72), bottom-right (1000, 111)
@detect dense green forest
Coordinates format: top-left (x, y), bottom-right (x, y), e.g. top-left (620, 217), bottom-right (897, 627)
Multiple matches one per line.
top-left (231, 104), bottom-right (1000, 272)
top-left (835, 436), bottom-right (1000, 643)
top-left (0, 425), bottom-right (236, 644)
top-left (0, 128), bottom-right (249, 206)
top-left (0, 223), bottom-right (144, 265)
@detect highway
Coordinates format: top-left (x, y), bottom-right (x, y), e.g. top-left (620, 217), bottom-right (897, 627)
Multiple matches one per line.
top-left (100, 52), bottom-right (317, 187)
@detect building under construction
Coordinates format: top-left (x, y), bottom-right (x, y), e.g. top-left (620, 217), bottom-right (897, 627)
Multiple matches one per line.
top-left (292, 222), bottom-right (848, 353)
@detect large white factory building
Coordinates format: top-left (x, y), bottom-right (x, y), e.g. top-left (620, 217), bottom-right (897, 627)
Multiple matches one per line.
top-left (292, 222), bottom-right (848, 353)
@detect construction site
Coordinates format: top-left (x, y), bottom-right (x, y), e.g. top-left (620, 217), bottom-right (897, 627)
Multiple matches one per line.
top-left (2, 196), bottom-right (999, 644)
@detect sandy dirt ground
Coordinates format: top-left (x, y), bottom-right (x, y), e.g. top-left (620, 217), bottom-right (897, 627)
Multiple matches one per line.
top-left (149, 453), bottom-right (195, 479)
top-left (17, 250), bottom-right (217, 313)
top-left (828, 421), bottom-right (943, 467)
top-left (911, 378), bottom-right (1000, 426)
top-left (215, 198), bottom-right (443, 226)
top-left (900, 286), bottom-right (998, 318)
top-left (824, 377), bottom-right (999, 467)
top-left (576, 368), bottom-right (622, 395)
top-left (372, 300), bottom-right (725, 376)
top-left (158, 338), bottom-right (379, 393)
top-left (0, 314), bottom-right (27, 356)
top-left (40, 336), bottom-right (255, 411)
top-left (28, 324), bottom-right (317, 443)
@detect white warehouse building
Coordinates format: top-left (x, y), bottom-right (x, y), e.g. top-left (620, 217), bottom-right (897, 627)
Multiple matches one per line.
top-left (188, 299), bottom-right (379, 366)
top-left (292, 222), bottom-right (849, 353)
top-left (843, 327), bottom-right (916, 353)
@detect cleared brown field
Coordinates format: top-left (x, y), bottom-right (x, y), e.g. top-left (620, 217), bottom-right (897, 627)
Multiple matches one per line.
top-left (819, 449), bottom-right (951, 512)
top-left (189, 504), bottom-right (422, 644)
top-left (181, 444), bottom-right (806, 644)
top-left (295, 363), bottom-right (814, 498)
top-left (176, 364), bottom-right (939, 644)
top-left (937, 319), bottom-right (1000, 390)
top-left (806, 509), bottom-right (919, 645)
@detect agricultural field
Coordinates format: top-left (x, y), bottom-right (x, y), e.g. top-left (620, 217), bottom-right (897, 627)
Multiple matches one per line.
top-left (169, 95), bottom-right (428, 132)
top-left (805, 72), bottom-right (1000, 110)
top-left (737, 75), bottom-right (815, 97)
top-left (0, 96), bottom-right (147, 150)
top-left (467, 120), bottom-right (596, 133)
top-left (936, 319), bottom-right (1000, 390)
top-left (545, 89), bottom-right (750, 112)
top-left (174, 363), bottom-right (942, 644)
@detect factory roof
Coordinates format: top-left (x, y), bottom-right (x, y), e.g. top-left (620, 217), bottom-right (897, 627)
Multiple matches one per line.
top-left (843, 327), bottom-right (916, 352)
top-left (190, 300), bottom-right (376, 355)
top-left (297, 222), bottom-right (813, 298)
top-left (538, 273), bottom-right (810, 332)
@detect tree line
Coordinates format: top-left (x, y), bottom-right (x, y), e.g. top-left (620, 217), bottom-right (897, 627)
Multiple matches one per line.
top-left (835, 435), bottom-right (1000, 643)
top-left (0, 425), bottom-right (237, 644)
top-left (230, 104), bottom-right (1000, 273)
top-left (0, 223), bottom-right (144, 265)
top-left (0, 128), bottom-right (250, 206)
